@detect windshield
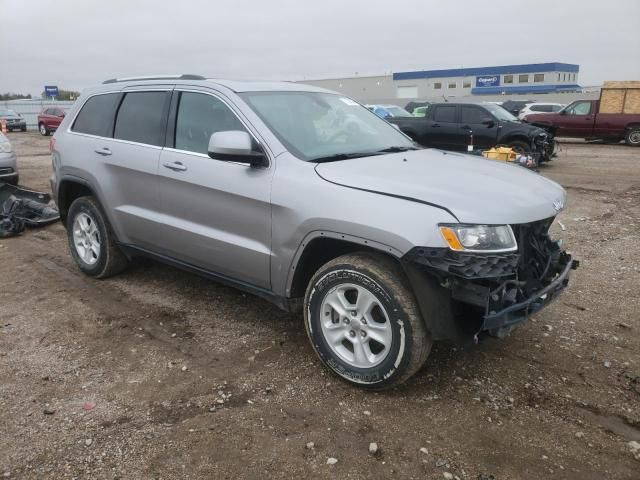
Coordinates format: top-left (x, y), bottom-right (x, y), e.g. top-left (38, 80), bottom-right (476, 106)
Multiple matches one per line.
top-left (0, 109), bottom-right (18, 116)
top-left (483, 103), bottom-right (518, 122)
top-left (385, 106), bottom-right (412, 117)
top-left (241, 92), bottom-right (415, 161)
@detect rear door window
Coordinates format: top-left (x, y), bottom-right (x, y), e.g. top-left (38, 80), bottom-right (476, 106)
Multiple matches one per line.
top-left (72, 93), bottom-right (120, 137)
top-left (174, 92), bottom-right (247, 155)
top-left (433, 105), bottom-right (457, 123)
top-left (114, 91), bottom-right (168, 146)
top-left (460, 106), bottom-right (487, 124)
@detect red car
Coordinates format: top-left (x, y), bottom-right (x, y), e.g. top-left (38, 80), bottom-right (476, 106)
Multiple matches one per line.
top-left (38, 107), bottom-right (67, 136)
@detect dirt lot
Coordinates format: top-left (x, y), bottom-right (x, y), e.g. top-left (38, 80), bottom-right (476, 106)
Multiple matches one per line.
top-left (1, 132), bottom-right (639, 479)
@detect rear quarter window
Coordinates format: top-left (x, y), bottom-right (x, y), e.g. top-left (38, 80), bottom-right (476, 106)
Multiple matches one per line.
top-left (72, 93), bottom-right (120, 137)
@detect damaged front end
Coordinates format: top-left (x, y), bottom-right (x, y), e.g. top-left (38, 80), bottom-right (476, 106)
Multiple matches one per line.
top-left (533, 131), bottom-right (555, 162)
top-left (403, 218), bottom-right (578, 343)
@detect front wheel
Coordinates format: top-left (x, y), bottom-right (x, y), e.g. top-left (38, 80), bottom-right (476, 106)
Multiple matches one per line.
top-left (626, 127), bottom-right (640, 146)
top-left (39, 123), bottom-right (49, 136)
top-left (304, 253), bottom-right (431, 390)
top-left (506, 140), bottom-right (532, 155)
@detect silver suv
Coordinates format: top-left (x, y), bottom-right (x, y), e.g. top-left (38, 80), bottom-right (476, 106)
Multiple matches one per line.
top-left (50, 75), bottom-right (577, 389)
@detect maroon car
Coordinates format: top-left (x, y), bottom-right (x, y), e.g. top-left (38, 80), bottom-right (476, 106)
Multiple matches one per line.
top-left (38, 107), bottom-right (67, 136)
top-left (524, 99), bottom-right (640, 146)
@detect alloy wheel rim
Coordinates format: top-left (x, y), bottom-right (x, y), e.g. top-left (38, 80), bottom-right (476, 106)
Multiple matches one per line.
top-left (40, 125), bottom-right (46, 134)
top-left (72, 212), bottom-right (101, 265)
top-left (319, 283), bottom-right (392, 368)
top-left (630, 131), bottom-right (640, 144)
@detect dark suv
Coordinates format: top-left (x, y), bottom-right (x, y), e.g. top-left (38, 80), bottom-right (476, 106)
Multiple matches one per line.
top-left (387, 102), bottom-right (554, 161)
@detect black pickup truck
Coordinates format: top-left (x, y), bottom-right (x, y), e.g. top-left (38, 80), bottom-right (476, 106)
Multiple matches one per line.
top-left (387, 103), bottom-right (554, 161)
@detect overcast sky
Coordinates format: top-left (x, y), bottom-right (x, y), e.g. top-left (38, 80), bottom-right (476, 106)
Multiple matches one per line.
top-left (2, 0), bottom-right (639, 95)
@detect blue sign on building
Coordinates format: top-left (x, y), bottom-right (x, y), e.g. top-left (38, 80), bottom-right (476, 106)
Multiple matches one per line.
top-left (475, 76), bottom-right (500, 88)
top-left (44, 86), bottom-right (59, 98)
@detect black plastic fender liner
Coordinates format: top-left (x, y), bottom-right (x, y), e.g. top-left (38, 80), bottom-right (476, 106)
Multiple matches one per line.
top-left (0, 182), bottom-right (60, 237)
top-left (401, 260), bottom-right (471, 344)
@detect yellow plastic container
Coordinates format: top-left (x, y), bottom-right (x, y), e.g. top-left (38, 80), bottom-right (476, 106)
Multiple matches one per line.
top-left (482, 147), bottom-right (517, 162)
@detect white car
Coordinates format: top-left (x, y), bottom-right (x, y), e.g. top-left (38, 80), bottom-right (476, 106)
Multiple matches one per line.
top-left (518, 103), bottom-right (565, 120)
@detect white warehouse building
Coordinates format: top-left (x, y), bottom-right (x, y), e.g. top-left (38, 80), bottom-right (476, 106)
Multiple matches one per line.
top-left (300, 62), bottom-right (584, 105)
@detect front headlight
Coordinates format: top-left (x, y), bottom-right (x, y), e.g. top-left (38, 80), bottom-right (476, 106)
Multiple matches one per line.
top-left (0, 141), bottom-right (12, 153)
top-left (439, 224), bottom-right (517, 253)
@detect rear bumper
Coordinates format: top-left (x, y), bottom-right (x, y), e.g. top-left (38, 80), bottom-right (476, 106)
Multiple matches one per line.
top-left (5, 121), bottom-right (26, 129)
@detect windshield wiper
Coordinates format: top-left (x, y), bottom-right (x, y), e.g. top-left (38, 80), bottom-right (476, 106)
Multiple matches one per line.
top-left (375, 146), bottom-right (419, 153)
top-left (311, 151), bottom-right (386, 163)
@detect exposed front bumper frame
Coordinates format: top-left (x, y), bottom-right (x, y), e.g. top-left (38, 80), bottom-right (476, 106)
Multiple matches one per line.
top-left (481, 255), bottom-right (578, 332)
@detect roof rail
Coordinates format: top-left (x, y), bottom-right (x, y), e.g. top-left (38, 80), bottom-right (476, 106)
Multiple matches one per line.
top-left (102, 74), bottom-right (206, 84)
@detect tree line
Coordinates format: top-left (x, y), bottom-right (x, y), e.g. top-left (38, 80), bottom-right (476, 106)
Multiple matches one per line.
top-left (0, 93), bottom-right (32, 101)
top-left (1, 89), bottom-right (81, 101)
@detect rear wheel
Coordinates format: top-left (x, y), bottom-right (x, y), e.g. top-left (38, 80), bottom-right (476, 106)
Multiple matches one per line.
top-left (67, 196), bottom-right (128, 278)
top-left (304, 252), bottom-right (431, 390)
top-left (39, 123), bottom-right (49, 136)
top-left (626, 128), bottom-right (640, 146)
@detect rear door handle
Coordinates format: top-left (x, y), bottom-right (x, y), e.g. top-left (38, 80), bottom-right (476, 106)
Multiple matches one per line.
top-left (432, 123), bottom-right (441, 128)
top-left (94, 147), bottom-right (112, 156)
top-left (162, 161), bottom-right (187, 172)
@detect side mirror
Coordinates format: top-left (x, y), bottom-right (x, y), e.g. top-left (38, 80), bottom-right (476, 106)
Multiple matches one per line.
top-left (481, 117), bottom-right (495, 127)
top-left (559, 110), bottom-right (566, 115)
top-left (207, 131), bottom-right (267, 167)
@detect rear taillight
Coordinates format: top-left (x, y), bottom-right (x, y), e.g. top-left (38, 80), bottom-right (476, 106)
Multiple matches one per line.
top-left (49, 137), bottom-right (56, 153)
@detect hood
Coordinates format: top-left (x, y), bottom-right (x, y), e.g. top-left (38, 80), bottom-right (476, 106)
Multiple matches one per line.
top-left (314, 149), bottom-right (566, 225)
top-left (1, 115), bottom-right (22, 121)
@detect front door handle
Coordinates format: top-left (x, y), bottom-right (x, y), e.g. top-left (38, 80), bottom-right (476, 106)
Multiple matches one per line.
top-left (432, 123), bottom-right (441, 128)
top-left (163, 161), bottom-right (187, 172)
top-left (94, 147), bottom-right (112, 156)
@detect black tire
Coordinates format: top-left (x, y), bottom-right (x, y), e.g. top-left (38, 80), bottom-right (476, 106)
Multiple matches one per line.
top-left (39, 123), bottom-right (49, 136)
top-left (625, 127), bottom-right (640, 146)
top-left (304, 252), bottom-right (431, 390)
top-left (6, 175), bottom-right (19, 186)
top-left (66, 196), bottom-right (128, 278)
top-left (506, 140), bottom-right (532, 155)
top-left (21, 127), bottom-right (26, 132)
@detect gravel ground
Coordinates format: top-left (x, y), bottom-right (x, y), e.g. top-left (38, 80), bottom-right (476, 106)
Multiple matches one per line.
top-left (1, 132), bottom-right (639, 479)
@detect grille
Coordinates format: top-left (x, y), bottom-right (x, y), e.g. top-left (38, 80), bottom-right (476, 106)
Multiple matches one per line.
top-left (0, 167), bottom-right (14, 175)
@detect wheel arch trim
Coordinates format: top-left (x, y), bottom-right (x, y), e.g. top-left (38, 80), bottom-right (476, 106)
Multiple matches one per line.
top-left (284, 230), bottom-right (404, 298)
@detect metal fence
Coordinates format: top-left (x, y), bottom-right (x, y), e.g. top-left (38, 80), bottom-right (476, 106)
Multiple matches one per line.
top-left (1, 100), bottom-right (76, 129)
